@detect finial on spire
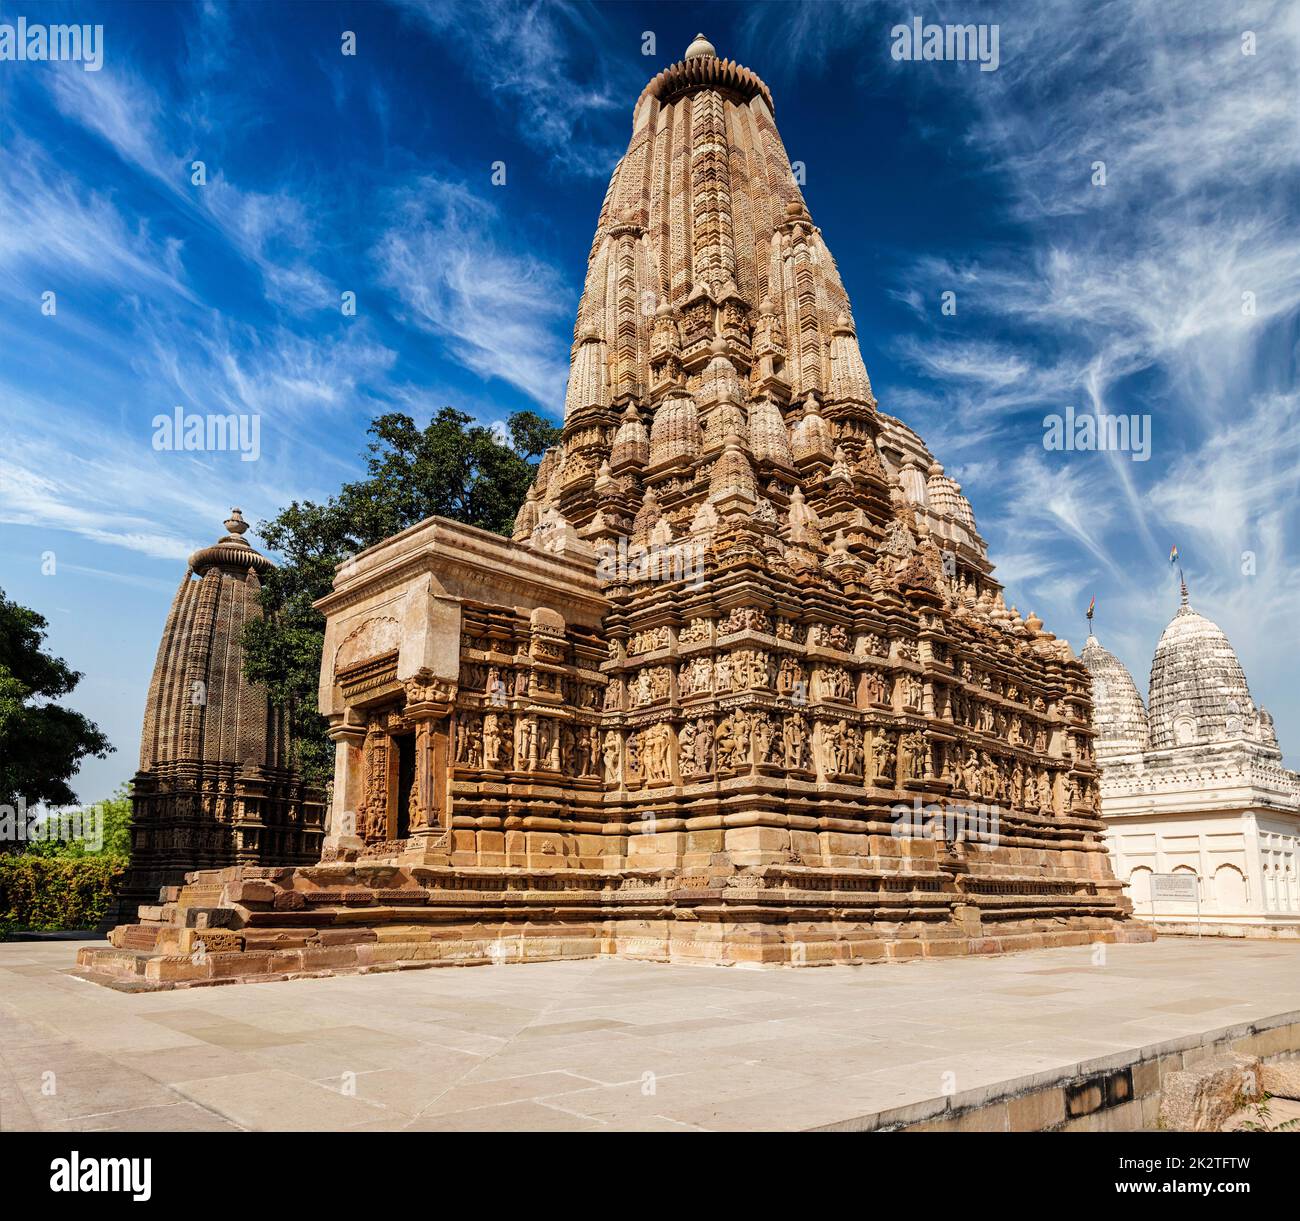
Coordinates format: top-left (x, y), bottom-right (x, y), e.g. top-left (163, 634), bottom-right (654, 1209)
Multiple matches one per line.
top-left (1180, 577), bottom-right (1188, 606)
top-left (685, 32), bottom-right (716, 60)
top-left (225, 508), bottom-right (248, 536)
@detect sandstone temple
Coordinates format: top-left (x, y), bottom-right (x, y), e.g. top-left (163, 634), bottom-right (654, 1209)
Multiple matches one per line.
top-left (82, 35), bottom-right (1145, 988)
top-left (1083, 584), bottom-right (1300, 937)
top-left (115, 510), bottom-right (324, 920)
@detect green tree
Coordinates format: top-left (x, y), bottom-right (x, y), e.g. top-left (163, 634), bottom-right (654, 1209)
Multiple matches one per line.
top-left (24, 782), bottom-right (132, 859)
top-left (0, 589), bottom-right (112, 847)
top-left (243, 408), bottom-right (559, 782)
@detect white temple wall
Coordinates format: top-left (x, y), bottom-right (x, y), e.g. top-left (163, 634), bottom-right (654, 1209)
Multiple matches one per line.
top-left (1107, 806), bottom-right (1300, 929)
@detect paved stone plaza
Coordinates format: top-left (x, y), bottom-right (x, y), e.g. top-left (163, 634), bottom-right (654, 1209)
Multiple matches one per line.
top-left (4, 937), bottom-right (1300, 1131)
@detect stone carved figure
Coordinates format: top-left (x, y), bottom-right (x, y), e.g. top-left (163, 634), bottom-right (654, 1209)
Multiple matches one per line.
top-left (456, 714), bottom-right (483, 767)
top-left (603, 731), bottom-right (621, 784)
top-left (518, 717), bottom-right (538, 770)
top-left (359, 722), bottom-right (389, 841)
top-left (905, 674), bottom-right (923, 709)
top-left (897, 731), bottom-right (923, 783)
top-left (820, 719), bottom-right (846, 776)
top-left (679, 720), bottom-right (700, 776)
top-left (680, 656), bottom-right (712, 697)
top-left (844, 725), bottom-right (863, 777)
top-left (679, 618), bottom-right (711, 644)
top-left (815, 666), bottom-right (853, 702)
top-left (716, 712), bottom-right (749, 770)
top-left (643, 721), bottom-right (673, 782)
top-left (871, 732), bottom-right (895, 785)
top-left (752, 714), bottom-right (775, 766)
top-left (629, 626), bottom-right (670, 655)
top-left (483, 714), bottom-right (504, 769)
top-left (857, 632), bottom-right (887, 657)
top-left (783, 714), bottom-right (808, 769)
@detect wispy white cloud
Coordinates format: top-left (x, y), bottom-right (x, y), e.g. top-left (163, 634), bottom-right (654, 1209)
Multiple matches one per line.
top-left (879, 5), bottom-right (1299, 574)
top-left (0, 133), bottom-right (191, 300)
top-left (375, 177), bottom-right (572, 407)
top-left (46, 62), bottom-right (335, 312)
top-left (0, 447), bottom-right (197, 562)
top-left (132, 307), bottom-right (397, 429)
top-left (392, 0), bottom-right (629, 176)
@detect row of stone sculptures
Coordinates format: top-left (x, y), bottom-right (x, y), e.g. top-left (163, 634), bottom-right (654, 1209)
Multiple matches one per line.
top-left (607, 712), bottom-right (1086, 809)
top-left (453, 712), bottom-right (602, 778)
top-left (441, 701), bottom-right (1090, 815)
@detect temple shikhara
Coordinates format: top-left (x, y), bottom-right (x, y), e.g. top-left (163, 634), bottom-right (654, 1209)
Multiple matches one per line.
top-left (1083, 585), bottom-right (1300, 936)
top-left (82, 36), bottom-right (1145, 989)
top-left (115, 511), bottom-right (324, 921)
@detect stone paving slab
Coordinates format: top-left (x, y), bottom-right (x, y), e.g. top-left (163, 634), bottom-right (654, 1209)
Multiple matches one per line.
top-left (2, 938), bottom-right (1299, 1132)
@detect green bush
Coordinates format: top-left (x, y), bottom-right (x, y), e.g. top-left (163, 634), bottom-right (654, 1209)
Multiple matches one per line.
top-left (0, 854), bottom-right (126, 935)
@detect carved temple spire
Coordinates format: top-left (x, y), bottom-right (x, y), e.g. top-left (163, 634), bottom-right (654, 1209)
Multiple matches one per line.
top-left (545, 35), bottom-right (871, 534)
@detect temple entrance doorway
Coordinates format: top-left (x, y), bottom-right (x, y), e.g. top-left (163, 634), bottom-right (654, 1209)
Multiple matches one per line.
top-left (394, 731), bottom-right (415, 839)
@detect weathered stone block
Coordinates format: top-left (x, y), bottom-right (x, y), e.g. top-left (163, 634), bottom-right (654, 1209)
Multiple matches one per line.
top-left (1260, 1059), bottom-right (1300, 1100)
top-left (1158, 1052), bottom-right (1261, 1131)
top-left (1008, 1087), bottom-right (1066, 1131)
top-left (144, 954), bottom-right (211, 983)
top-left (224, 880), bottom-right (276, 905)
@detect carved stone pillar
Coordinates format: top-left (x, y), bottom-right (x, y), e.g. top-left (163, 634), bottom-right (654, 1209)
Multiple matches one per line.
top-left (323, 718), bottom-right (367, 858)
top-left (356, 719), bottom-right (390, 845)
top-left (402, 670), bottom-right (456, 861)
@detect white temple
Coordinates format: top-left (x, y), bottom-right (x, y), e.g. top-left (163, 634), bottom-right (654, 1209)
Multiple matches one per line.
top-left (1082, 585), bottom-right (1300, 936)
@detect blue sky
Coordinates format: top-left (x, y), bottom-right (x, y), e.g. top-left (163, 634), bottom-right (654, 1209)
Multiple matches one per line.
top-left (1, 0), bottom-right (1297, 804)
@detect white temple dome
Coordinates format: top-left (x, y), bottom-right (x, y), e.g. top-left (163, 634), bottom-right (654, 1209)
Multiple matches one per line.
top-left (1081, 635), bottom-right (1149, 757)
top-left (1147, 595), bottom-right (1257, 750)
top-left (685, 33), bottom-right (717, 60)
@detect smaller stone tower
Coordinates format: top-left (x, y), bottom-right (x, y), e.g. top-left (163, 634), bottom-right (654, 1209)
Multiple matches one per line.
top-left (118, 509), bottom-right (323, 918)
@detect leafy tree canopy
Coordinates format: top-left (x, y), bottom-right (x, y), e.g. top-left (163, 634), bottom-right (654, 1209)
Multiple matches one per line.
top-left (23, 783), bottom-right (132, 859)
top-left (0, 588), bottom-right (113, 831)
top-left (243, 408), bottom-right (559, 782)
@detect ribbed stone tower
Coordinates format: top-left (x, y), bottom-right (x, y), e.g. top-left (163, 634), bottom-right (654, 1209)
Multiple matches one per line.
top-left (1081, 635), bottom-right (1151, 759)
top-left (118, 510), bottom-right (324, 918)
top-left (84, 40), bottom-right (1143, 989)
top-left (1148, 585), bottom-right (1262, 750)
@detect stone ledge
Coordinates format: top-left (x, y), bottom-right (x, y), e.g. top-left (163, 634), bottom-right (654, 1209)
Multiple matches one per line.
top-left (809, 1010), bottom-right (1300, 1132)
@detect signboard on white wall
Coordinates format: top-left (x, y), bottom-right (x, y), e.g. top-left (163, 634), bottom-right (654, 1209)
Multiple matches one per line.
top-left (1151, 872), bottom-right (1199, 902)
